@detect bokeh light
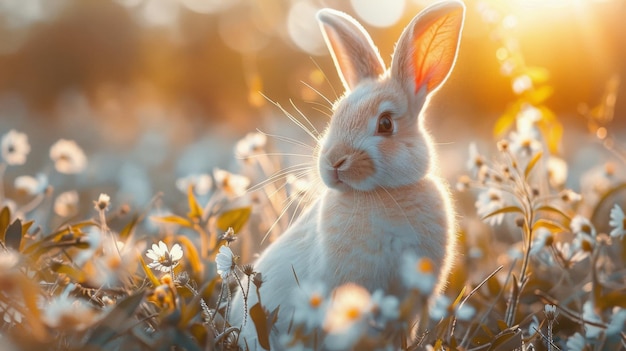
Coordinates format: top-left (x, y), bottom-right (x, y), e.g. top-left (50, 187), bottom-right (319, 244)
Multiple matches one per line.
top-left (350, 0), bottom-right (405, 28)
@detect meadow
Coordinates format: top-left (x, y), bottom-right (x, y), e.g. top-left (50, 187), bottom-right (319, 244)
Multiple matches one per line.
top-left (0, 0), bottom-right (625, 350)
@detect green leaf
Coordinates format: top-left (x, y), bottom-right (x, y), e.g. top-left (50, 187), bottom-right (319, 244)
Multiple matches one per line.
top-left (524, 66), bottom-right (550, 84)
top-left (150, 215), bottom-right (193, 228)
top-left (534, 205), bottom-right (571, 222)
top-left (0, 206), bottom-right (10, 243)
top-left (5, 219), bottom-right (22, 251)
top-left (524, 151), bottom-right (543, 179)
top-left (481, 206), bottom-right (524, 221)
top-left (119, 214), bottom-right (139, 240)
top-left (178, 235), bottom-right (203, 276)
top-left (139, 254), bottom-right (161, 287)
top-left (489, 328), bottom-right (522, 351)
top-left (493, 103), bottom-right (520, 138)
top-left (525, 85), bottom-right (553, 105)
top-left (85, 292), bottom-right (146, 347)
top-left (187, 185), bottom-right (203, 220)
top-left (250, 303), bottom-right (271, 350)
top-left (216, 207), bottom-right (252, 233)
top-left (532, 218), bottom-right (568, 233)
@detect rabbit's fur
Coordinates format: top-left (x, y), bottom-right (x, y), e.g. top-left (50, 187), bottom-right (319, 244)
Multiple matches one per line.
top-left (231, 1), bottom-right (465, 348)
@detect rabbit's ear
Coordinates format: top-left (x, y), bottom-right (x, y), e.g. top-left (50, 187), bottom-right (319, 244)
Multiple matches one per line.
top-left (317, 9), bottom-right (386, 92)
top-left (391, 1), bottom-right (464, 97)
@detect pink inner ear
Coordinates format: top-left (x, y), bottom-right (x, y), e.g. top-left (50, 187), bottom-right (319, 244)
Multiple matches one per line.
top-left (412, 8), bottom-right (463, 93)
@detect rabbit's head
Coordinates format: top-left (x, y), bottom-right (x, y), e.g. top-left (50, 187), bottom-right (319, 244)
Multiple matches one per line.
top-left (316, 1), bottom-right (464, 192)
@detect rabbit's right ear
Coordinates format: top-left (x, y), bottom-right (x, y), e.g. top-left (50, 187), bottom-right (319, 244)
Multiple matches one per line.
top-left (317, 9), bottom-right (386, 92)
top-left (391, 1), bottom-right (464, 99)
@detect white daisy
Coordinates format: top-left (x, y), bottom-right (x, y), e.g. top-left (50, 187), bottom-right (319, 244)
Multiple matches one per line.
top-left (146, 241), bottom-right (183, 273)
top-left (565, 332), bottom-right (586, 351)
top-left (14, 173), bottom-right (48, 195)
top-left (235, 132), bottom-right (267, 160)
top-left (509, 105), bottom-right (542, 157)
top-left (530, 227), bottom-right (553, 256)
top-left (571, 215), bottom-right (596, 237)
top-left (215, 245), bottom-right (234, 279)
top-left (608, 204), bottom-right (626, 240)
top-left (582, 301), bottom-right (604, 339)
top-left (176, 173), bottom-right (213, 196)
top-left (323, 283), bottom-right (371, 350)
top-left (292, 280), bottom-right (327, 330)
top-left (54, 190), bottom-right (79, 217)
top-left (547, 156), bottom-right (568, 188)
top-left (475, 188), bottom-right (506, 226)
top-left (370, 289), bottom-right (399, 322)
top-left (94, 193), bottom-right (111, 211)
top-left (49, 139), bottom-right (87, 174)
top-left (401, 253), bottom-right (436, 295)
top-left (1, 129), bottom-right (30, 165)
top-left (213, 168), bottom-right (250, 198)
top-left (42, 284), bottom-right (101, 331)
top-left (466, 142), bottom-right (485, 174)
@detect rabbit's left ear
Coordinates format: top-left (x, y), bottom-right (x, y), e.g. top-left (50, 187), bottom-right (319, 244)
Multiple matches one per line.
top-left (317, 9), bottom-right (386, 92)
top-left (391, 1), bottom-right (465, 96)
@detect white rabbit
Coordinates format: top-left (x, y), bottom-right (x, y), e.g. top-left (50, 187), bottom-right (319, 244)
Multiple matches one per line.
top-left (231, 1), bottom-right (464, 349)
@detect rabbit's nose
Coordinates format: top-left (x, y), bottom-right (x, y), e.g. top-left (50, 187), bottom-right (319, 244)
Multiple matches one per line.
top-left (333, 157), bottom-right (347, 169)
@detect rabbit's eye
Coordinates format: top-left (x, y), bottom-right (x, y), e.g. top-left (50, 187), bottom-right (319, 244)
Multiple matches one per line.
top-left (376, 113), bottom-right (394, 135)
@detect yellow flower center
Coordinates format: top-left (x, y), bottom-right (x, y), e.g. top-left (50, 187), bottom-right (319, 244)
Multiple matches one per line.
top-left (309, 293), bottom-right (323, 308)
top-left (345, 307), bottom-right (361, 321)
top-left (418, 258), bottom-right (434, 274)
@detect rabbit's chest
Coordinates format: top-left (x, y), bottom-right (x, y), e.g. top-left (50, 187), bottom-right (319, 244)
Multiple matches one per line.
top-left (318, 220), bottom-right (421, 292)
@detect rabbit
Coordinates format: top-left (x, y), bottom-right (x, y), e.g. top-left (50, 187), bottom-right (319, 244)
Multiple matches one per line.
top-left (230, 1), bottom-right (464, 349)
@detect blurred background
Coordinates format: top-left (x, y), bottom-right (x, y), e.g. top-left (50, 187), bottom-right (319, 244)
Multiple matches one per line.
top-left (0, 0), bottom-right (624, 211)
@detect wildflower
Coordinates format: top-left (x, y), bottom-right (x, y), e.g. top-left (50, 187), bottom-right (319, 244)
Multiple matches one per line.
top-left (475, 188), bottom-right (506, 226)
top-left (527, 315), bottom-right (540, 337)
top-left (323, 283), bottom-right (371, 350)
top-left (553, 241), bottom-right (588, 266)
top-left (566, 332), bottom-right (587, 351)
top-left (49, 139), bottom-right (87, 174)
top-left (54, 190), bottom-right (79, 217)
top-left (1, 130), bottom-right (30, 165)
top-left (370, 290), bottom-right (399, 322)
top-left (606, 307), bottom-right (626, 336)
top-left (14, 173), bottom-right (48, 195)
top-left (530, 227), bottom-right (553, 256)
top-left (219, 227), bottom-right (237, 244)
top-left (401, 254), bottom-right (436, 294)
top-left (608, 204), bottom-right (626, 240)
top-left (571, 215), bottom-right (595, 237)
top-left (571, 215), bottom-right (596, 252)
top-left (292, 281), bottom-right (327, 330)
top-left (455, 303), bottom-right (476, 321)
top-left (547, 156), bottom-right (568, 188)
top-left (42, 284), bottom-right (101, 331)
top-left (509, 105), bottom-right (542, 156)
top-left (94, 193), bottom-right (110, 211)
top-left (582, 301), bottom-right (604, 338)
top-left (215, 245), bottom-right (235, 279)
top-left (512, 75), bottom-right (532, 95)
top-left (146, 241), bottom-right (183, 273)
top-left (235, 132), bottom-right (267, 160)
top-left (456, 175), bottom-right (471, 192)
top-left (559, 189), bottom-right (581, 203)
top-left (286, 173), bottom-right (311, 196)
top-left (213, 168), bottom-right (250, 198)
top-left (544, 304), bottom-right (558, 321)
top-left (176, 173), bottom-right (213, 196)
top-left (429, 295), bottom-right (451, 320)
top-left (466, 142), bottom-right (485, 174)
top-left (496, 139), bottom-right (509, 152)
